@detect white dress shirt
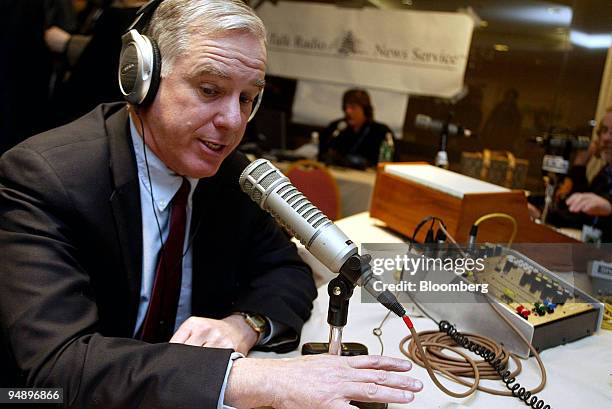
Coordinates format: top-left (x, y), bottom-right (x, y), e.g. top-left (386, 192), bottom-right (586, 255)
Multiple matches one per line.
top-left (129, 119), bottom-right (238, 409)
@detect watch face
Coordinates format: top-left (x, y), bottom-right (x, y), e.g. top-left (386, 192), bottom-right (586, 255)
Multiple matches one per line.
top-left (246, 314), bottom-right (267, 333)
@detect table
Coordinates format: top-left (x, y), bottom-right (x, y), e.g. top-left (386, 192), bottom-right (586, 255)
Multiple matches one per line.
top-left (254, 213), bottom-right (612, 408)
top-left (328, 167), bottom-right (376, 217)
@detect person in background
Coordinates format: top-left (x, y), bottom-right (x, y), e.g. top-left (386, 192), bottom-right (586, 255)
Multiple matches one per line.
top-left (480, 88), bottom-right (522, 151)
top-left (319, 88), bottom-right (394, 169)
top-left (45, 0), bottom-right (144, 125)
top-left (562, 108), bottom-right (612, 242)
top-left (529, 108), bottom-right (612, 242)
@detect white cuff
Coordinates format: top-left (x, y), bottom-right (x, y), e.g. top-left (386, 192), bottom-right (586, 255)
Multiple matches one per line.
top-left (217, 352), bottom-right (244, 409)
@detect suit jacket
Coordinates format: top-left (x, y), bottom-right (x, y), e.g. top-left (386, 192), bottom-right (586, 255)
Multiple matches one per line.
top-left (0, 103), bottom-right (317, 408)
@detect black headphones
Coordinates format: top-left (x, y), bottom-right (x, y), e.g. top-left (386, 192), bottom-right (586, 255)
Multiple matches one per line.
top-left (118, 0), bottom-right (164, 106)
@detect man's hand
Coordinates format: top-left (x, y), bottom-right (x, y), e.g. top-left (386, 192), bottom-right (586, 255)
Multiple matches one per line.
top-left (527, 203), bottom-right (542, 220)
top-left (225, 354), bottom-right (423, 409)
top-left (44, 26), bottom-right (71, 53)
top-left (566, 192), bottom-right (612, 216)
top-left (169, 315), bottom-right (258, 355)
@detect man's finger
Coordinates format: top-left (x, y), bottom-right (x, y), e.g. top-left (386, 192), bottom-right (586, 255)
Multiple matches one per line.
top-left (351, 369), bottom-right (423, 392)
top-left (343, 382), bottom-right (415, 404)
top-left (183, 334), bottom-right (205, 347)
top-left (347, 355), bottom-right (412, 372)
top-left (169, 327), bottom-right (191, 344)
top-left (567, 194), bottom-right (587, 212)
top-left (566, 193), bottom-right (580, 206)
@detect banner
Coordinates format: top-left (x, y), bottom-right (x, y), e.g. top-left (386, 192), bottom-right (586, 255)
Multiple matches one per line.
top-left (292, 80), bottom-right (408, 134)
top-left (258, 2), bottom-right (474, 98)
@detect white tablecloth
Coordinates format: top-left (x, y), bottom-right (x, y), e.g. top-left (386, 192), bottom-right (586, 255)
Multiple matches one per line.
top-left (256, 213), bottom-right (612, 408)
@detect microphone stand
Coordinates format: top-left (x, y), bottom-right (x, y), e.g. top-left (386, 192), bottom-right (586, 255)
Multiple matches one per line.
top-left (434, 114), bottom-right (452, 169)
top-left (327, 254), bottom-right (391, 409)
top-left (326, 254), bottom-right (372, 355)
top-left (327, 275), bottom-right (354, 355)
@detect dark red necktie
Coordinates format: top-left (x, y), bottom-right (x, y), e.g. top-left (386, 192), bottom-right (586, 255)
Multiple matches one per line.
top-left (140, 178), bottom-right (190, 343)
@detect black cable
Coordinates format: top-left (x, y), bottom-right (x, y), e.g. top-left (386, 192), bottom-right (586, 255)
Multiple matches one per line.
top-left (438, 320), bottom-right (551, 409)
top-left (387, 215), bottom-right (552, 407)
top-left (135, 111), bottom-right (203, 274)
top-left (373, 216), bottom-right (447, 353)
top-left (137, 111), bottom-right (168, 273)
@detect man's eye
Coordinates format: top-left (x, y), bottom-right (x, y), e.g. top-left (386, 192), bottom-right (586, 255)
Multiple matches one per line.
top-left (201, 87), bottom-right (219, 97)
top-left (240, 93), bottom-right (256, 104)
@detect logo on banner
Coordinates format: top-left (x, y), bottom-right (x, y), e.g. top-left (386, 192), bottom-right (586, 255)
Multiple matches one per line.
top-left (337, 31), bottom-right (363, 56)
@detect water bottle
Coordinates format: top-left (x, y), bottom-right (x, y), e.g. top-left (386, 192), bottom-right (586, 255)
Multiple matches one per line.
top-left (378, 132), bottom-right (395, 163)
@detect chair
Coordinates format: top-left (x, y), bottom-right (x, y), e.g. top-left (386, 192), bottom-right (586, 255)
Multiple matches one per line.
top-left (285, 160), bottom-right (341, 220)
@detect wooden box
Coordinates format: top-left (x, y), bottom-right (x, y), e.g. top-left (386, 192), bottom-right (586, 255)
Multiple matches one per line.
top-left (369, 163), bottom-right (578, 244)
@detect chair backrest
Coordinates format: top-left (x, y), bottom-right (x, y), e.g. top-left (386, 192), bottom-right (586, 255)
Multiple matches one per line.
top-left (285, 160), bottom-right (341, 220)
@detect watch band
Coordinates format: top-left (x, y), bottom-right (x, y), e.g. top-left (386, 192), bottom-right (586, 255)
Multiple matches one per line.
top-left (234, 312), bottom-right (269, 342)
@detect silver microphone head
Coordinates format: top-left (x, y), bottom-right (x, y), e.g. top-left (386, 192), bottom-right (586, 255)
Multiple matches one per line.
top-left (332, 120), bottom-right (347, 138)
top-left (239, 159), bottom-right (357, 273)
top-left (414, 114), bottom-right (432, 129)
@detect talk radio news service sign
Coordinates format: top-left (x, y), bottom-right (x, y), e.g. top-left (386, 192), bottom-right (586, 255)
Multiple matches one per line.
top-left (257, 2), bottom-right (474, 98)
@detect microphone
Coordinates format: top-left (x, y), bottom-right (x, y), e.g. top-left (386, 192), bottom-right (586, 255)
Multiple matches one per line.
top-left (239, 159), bottom-right (405, 317)
top-left (332, 120), bottom-right (347, 138)
top-left (533, 135), bottom-right (590, 149)
top-left (414, 114), bottom-right (472, 137)
top-left (240, 159), bottom-right (356, 272)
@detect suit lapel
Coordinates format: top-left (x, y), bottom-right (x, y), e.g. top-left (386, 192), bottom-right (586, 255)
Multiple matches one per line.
top-left (107, 107), bottom-right (143, 331)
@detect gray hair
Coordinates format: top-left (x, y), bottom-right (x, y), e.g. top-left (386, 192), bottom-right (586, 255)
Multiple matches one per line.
top-left (145, 0), bottom-right (267, 77)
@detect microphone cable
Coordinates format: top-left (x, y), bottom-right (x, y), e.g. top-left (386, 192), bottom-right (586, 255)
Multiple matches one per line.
top-left (399, 303), bottom-right (550, 407)
top-left (468, 212), bottom-right (518, 249)
top-left (372, 216), bottom-right (552, 407)
top-left (372, 216), bottom-right (446, 355)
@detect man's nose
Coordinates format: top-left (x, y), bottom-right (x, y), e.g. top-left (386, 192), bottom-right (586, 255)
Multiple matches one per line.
top-left (214, 97), bottom-right (243, 130)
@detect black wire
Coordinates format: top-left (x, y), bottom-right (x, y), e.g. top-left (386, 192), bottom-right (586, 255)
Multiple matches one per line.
top-left (137, 112), bottom-right (169, 274)
top-left (438, 320), bottom-right (551, 409)
top-left (373, 216), bottom-right (448, 353)
top-left (408, 215), bottom-right (447, 253)
top-left (404, 216), bottom-right (447, 325)
top-left (392, 215), bottom-right (552, 408)
top-left (135, 112), bottom-right (204, 274)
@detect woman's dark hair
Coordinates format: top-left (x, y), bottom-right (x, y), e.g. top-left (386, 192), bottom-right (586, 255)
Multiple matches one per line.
top-left (342, 88), bottom-right (373, 121)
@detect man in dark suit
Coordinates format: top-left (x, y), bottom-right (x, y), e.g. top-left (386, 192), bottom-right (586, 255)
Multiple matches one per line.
top-left (0, 1), bottom-right (422, 408)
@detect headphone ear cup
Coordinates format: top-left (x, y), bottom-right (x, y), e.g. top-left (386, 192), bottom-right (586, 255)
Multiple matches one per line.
top-left (118, 30), bottom-right (161, 106)
top-left (118, 40), bottom-right (142, 104)
top-left (140, 37), bottom-right (162, 106)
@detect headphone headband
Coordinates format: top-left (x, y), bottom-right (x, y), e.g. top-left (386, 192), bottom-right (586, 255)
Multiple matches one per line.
top-left (128, 0), bottom-right (165, 31)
